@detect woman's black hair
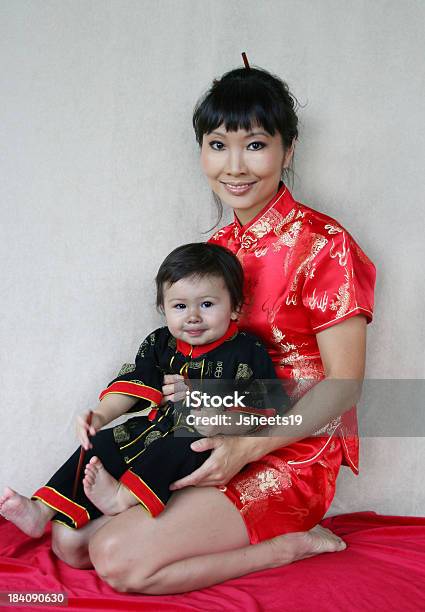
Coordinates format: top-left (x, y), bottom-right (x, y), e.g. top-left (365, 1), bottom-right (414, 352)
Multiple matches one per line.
top-left (156, 242), bottom-right (244, 312)
top-left (193, 66), bottom-right (299, 226)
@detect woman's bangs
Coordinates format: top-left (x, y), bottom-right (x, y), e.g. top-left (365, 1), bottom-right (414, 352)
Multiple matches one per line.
top-left (200, 89), bottom-right (278, 138)
top-left (222, 104), bottom-right (277, 136)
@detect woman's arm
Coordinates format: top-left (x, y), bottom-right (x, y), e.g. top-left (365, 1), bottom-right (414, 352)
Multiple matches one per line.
top-left (245, 314), bottom-right (367, 458)
top-left (169, 315), bottom-right (367, 488)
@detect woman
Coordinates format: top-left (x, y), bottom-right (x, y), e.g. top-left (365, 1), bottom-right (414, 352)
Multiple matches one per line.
top-left (52, 64), bottom-right (375, 593)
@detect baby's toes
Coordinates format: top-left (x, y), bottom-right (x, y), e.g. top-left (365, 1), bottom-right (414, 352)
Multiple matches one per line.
top-left (83, 472), bottom-right (95, 488)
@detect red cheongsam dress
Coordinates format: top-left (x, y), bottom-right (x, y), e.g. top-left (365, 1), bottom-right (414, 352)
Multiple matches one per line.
top-left (209, 183), bottom-right (376, 544)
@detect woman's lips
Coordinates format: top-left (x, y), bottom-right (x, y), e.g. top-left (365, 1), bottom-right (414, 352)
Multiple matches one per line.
top-left (222, 182), bottom-right (256, 196)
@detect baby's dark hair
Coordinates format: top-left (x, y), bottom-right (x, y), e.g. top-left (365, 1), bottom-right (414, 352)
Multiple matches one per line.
top-left (156, 243), bottom-right (244, 311)
top-left (193, 66), bottom-right (299, 225)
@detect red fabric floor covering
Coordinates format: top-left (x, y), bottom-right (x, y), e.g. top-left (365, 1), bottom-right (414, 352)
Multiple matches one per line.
top-left (0, 512), bottom-right (424, 611)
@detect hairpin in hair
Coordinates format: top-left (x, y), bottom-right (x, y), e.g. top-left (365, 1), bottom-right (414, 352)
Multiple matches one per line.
top-left (241, 52), bottom-right (251, 70)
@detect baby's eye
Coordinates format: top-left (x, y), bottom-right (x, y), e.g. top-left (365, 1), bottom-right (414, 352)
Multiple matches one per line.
top-left (209, 141), bottom-right (225, 151)
top-left (201, 301), bottom-right (213, 308)
top-left (174, 303), bottom-right (186, 310)
top-left (247, 141), bottom-right (266, 151)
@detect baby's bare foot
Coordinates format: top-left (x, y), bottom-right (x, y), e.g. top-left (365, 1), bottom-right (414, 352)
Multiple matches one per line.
top-left (83, 457), bottom-right (135, 515)
top-left (0, 487), bottom-right (53, 537)
top-left (269, 524), bottom-right (346, 567)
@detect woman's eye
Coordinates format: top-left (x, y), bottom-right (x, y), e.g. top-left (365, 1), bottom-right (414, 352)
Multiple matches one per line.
top-left (247, 141), bottom-right (265, 151)
top-left (209, 141), bottom-right (224, 151)
top-left (201, 301), bottom-right (213, 308)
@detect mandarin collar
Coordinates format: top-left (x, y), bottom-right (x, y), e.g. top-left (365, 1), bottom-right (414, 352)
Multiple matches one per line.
top-left (232, 183), bottom-right (294, 245)
top-left (176, 321), bottom-right (238, 358)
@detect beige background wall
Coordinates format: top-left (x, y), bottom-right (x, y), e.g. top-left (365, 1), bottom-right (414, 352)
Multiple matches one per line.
top-left (1, 0), bottom-right (424, 517)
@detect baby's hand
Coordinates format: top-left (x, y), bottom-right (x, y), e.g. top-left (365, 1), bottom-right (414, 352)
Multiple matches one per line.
top-left (161, 374), bottom-right (188, 404)
top-left (75, 411), bottom-right (105, 450)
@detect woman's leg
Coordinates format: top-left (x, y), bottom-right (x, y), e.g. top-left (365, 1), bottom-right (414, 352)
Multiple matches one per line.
top-left (89, 486), bottom-right (345, 594)
top-left (51, 514), bottom-right (113, 568)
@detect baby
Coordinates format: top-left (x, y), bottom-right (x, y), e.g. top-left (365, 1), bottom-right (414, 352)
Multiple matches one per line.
top-left (0, 243), bottom-right (287, 538)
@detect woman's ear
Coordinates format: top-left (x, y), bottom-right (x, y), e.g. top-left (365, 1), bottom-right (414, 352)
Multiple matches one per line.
top-left (282, 138), bottom-right (296, 169)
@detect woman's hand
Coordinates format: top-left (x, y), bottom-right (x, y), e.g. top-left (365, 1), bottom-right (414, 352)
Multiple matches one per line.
top-left (75, 411), bottom-right (105, 450)
top-left (169, 435), bottom-right (258, 490)
top-left (188, 406), bottom-right (226, 437)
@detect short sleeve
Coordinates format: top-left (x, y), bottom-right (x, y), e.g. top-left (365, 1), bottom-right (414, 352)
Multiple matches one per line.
top-left (302, 229), bottom-right (376, 333)
top-left (98, 329), bottom-right (164, 409)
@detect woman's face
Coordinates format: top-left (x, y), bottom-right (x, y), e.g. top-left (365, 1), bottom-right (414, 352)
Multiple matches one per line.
top-left (200, 125), bottom-right (294, 225)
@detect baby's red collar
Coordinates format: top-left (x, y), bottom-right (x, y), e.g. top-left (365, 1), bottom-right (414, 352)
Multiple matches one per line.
top-left (176, 321), bottom-right (238, 358)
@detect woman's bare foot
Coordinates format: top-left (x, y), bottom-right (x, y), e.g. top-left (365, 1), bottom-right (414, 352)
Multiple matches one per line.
top-left (0, 487), bottom-right (54, 537)
top-left (83, 457), bottom-right (136, 516)
top-left (269, 524), bottom-right (346, 567)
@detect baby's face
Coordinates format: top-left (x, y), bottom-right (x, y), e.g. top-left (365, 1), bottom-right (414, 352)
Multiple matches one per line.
top-left (163, 274), bottom-right (238, 346)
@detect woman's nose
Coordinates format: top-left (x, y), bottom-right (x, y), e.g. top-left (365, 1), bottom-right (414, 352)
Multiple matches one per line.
top-left (226, 149), bottom-right (247, 176)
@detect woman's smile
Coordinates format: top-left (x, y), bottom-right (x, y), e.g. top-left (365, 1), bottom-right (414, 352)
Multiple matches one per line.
top-left (221, 181), bottom-right (257, 196)
top-left (201, 126), bottom-right (293, 225)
